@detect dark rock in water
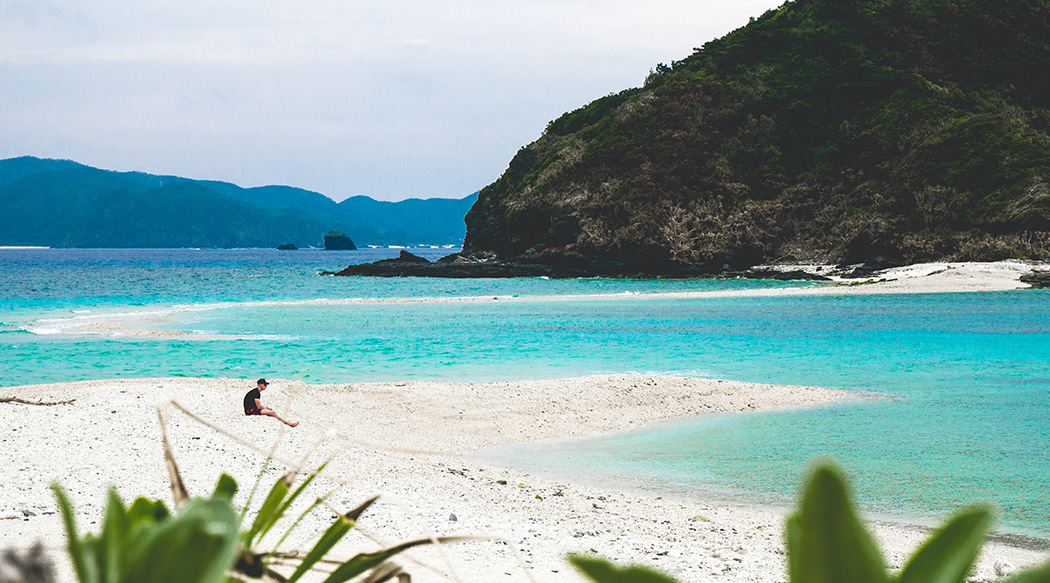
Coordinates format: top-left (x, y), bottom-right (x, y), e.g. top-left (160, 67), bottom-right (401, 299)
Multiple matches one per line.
top-left (1021, 270), bottom-right (1050, 288)
top-left (323, 231), bottom-right (356, 250)
top-left (323, 252), bottom-right (589, 277)
top-left (324, 254), bottom-right (571, 278)
top-left (324, 252), bottom-right (833, 279)
top-left (394, 250), bottom-right (429, 263)
top-left (276, 243), bottom-right (298, 250)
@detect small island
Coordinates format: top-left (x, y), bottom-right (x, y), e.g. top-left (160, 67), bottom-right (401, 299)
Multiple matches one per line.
top-left (322, 231), bottom-right (356, 250)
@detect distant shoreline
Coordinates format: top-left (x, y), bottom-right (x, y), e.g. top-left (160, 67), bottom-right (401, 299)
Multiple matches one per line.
top-left (23, 260), bottom-right (1041, 341)
top-left (329, 252), bottom-right (1048, 289)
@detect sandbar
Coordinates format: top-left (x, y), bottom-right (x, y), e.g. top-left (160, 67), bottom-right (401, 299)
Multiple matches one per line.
top-left (30, 260), bottom-right (1046, 341)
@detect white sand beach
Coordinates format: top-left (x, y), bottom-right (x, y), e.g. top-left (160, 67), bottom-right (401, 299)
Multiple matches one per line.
top-left (2, 374), bottom-right (1046, 582)
top-left (743, 260), bottom-right (1042, 295)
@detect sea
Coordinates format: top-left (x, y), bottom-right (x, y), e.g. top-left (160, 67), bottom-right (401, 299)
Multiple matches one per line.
top-left (2, 247), bottom-right (1048, 540)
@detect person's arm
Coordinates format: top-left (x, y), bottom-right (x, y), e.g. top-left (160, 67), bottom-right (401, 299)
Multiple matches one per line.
top-left (255, 397), bottom-right (264, 410)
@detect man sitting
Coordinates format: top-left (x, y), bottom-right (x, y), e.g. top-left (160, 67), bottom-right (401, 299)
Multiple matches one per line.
top-left (243, 378), bottom-right (299, 427)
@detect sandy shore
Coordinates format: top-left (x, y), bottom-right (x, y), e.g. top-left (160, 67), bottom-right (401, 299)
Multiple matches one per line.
top-left (743, 260), bottom-right (1041, 295)
top-left (2, 375), bottom-right (1046, 582)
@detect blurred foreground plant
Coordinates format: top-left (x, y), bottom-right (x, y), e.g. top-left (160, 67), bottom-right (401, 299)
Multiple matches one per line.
top-left (51, 412), bottom-right (471, 583)
top-left (571, 463), bottom-right (1050, 583)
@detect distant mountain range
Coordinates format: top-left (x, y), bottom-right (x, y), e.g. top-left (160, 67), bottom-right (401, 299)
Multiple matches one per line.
top-left (0, 157), bottom-right (477, 248)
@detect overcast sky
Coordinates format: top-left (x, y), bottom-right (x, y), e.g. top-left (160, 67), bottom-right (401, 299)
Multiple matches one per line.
top-left (0, 0), bottom-right (782, 201)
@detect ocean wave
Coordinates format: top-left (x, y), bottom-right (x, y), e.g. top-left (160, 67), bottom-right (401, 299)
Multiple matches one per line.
top-left (27, 304), bottom-right (220, 338)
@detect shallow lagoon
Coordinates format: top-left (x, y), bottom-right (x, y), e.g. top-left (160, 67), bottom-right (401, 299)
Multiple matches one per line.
top-left (2, 248), bottom-right (1047, 537)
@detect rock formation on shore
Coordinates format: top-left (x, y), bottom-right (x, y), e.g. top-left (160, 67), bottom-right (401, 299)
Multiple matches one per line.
top-left (1020, 270), bottom-right (1050, 289)
top-left (326, 250), bottom-right (831, 279)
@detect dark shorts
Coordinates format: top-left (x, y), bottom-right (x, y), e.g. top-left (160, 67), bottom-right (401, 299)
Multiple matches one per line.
top-left (245, 407), bottom-right (260, 416)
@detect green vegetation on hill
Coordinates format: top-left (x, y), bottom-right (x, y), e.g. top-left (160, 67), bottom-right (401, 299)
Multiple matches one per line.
top-left (465, 0), bottom-right (1050, 270)
top-left (0, 157), bottom-right (476, 248)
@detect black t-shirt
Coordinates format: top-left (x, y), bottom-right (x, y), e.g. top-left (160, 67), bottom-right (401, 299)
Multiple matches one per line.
top-left (244, 388), bottom-right (261, 413)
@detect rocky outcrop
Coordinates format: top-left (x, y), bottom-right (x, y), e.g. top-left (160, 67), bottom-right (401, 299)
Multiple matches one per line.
top-left (276, 243), bottom-right (298, 250)
top-left (326, 251), bottom-right (832, 279)
top-left (325, 252), bottom-right (584, 278)
top-left (323, 232), bottom-right (356, 250)
top-left (1020, 270), bottom-right (1050, 289)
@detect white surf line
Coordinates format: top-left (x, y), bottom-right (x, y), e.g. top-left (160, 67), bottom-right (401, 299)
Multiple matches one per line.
top-left (48, 321), bottom-right (274, 341)
top-left (22, 289), bottom-right (798, 340)
top-left (27, 302), bottom-right (296, 339)
top-left (22, 262), bottom-right (1034, 339)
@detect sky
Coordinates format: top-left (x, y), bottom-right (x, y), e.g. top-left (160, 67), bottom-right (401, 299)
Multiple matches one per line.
top-left (0, 0), bottom-right (783, 202)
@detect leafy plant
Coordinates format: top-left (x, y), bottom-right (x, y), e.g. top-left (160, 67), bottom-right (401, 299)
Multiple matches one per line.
top-left (571, 463), bottom-right (1050, 583)
top-left (51, 413), bottom-right (473, 583)
top-left (52, 482), bottom-right (239, 583)
top-left (568, 554), bottom-right (678, 583)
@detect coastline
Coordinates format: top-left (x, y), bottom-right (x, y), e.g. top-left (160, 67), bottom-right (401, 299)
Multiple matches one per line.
top-left (2, 375), bottom-right (1046, 582)
top-left (28, 260), bottom-right (1044, 341)
top-left (329, 250), bottom-right (1047, 287)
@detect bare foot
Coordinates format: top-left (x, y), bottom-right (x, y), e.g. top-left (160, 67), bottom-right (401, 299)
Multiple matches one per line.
top-left (288, 421), bottom-right (299, 427)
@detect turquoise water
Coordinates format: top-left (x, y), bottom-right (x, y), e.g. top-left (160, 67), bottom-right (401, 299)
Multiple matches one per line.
top-left (484, 292), bottom-right (1050, 537)
top-left (0, 248), bottom-right (801, 385)
top-left (2, 248), bottom-right (1048, 537)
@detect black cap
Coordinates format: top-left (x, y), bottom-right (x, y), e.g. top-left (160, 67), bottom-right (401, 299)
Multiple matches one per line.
top-left (257, 378), bottom-right (269, 385)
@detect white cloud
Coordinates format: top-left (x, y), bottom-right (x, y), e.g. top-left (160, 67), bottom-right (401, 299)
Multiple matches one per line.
top-left (0, 0), bottom-right (783, 200)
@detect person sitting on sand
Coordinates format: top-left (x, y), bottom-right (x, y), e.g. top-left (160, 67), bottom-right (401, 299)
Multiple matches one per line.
top-left (243, 378), bottom-right (299, 427)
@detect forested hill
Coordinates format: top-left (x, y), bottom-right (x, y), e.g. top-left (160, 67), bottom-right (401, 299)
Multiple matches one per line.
top-left (0, 157), bottom-right (476, 248)
top-left (464, 0), bottom-right (1050, 272)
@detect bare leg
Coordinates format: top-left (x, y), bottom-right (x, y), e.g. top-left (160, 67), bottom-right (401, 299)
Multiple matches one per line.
top-left (260, 407), bottom-right (299, 427)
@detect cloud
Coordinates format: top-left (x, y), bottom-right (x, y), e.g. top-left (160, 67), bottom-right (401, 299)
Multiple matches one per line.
top-left (0, 0), bottom-right (784, 200)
